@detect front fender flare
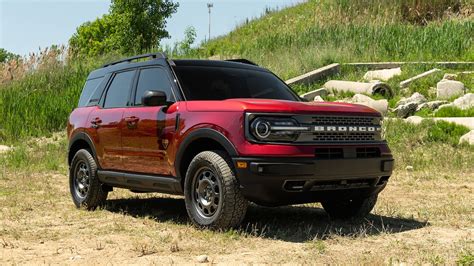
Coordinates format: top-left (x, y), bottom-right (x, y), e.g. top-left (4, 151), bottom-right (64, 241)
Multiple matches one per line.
top-left (174, 128), bottom-right (238, 178)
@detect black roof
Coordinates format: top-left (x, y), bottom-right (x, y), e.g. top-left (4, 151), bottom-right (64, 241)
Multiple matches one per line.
top-left (87, 53), bottom-right (266, 80)
top-left (173, 59), bottom-right (265, 71)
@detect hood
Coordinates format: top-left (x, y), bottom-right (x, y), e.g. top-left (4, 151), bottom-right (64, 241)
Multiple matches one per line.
top-left (185, 99), bottom-right (380, 116)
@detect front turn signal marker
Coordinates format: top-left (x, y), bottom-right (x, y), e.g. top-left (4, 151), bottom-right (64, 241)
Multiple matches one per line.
top-left (237, 161), bottom-right (248, 168)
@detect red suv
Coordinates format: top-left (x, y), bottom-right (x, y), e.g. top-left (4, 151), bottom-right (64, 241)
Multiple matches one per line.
top-left (67, 53), bottom-right (394, 229)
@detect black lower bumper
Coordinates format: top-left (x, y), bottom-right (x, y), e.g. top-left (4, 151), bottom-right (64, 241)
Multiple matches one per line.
top-left (232, 156), bottom-right (394, 206)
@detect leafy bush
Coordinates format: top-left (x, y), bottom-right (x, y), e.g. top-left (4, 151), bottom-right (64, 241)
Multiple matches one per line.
top-left (426, 120), bottom-right (470, 145)
top-left (384, 119), bottom-right (472, 172)
top-left (434, 107), bottom-right (474, 117)
top-left (69, 0), bottom-right (178, 57)
top-left (386, 119), bottom-right (469, 147)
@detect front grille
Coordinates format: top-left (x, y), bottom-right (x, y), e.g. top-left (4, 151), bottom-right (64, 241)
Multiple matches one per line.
top-left (294, 115), bottom-right (382, 143)
top-left (312, 132), bottom-right (376, 142)
top-left (309, 178), bottom-right (375, 191)
top-left (311, 116), bottom-right (375, 126)
top-left (314, 147), bottom-right (381, 159)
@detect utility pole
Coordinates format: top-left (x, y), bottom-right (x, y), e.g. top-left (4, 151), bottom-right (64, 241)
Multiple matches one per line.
top-left (207, 3), bottom-right (213, 41)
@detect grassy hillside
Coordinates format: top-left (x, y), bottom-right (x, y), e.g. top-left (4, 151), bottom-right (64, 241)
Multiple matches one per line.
top-left (201, 0), bottom-right (473, 79)
top-left (0, 0), bottom-right (473, 142)
top-left (1, 2), bottom-right (473, 264)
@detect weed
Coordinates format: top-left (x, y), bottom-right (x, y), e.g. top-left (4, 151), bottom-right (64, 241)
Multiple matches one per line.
top-left (307, 239), bottom-right (326, 254)
top-left (457, 250), bottom-right (474, 265)
top-left (434, 107), bottom-right (474, 117)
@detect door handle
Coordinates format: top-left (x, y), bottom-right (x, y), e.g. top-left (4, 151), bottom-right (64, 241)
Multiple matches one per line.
top-left (91, 118), bottom-right (102, 128)
top-left (124, 116), bottom-right (140, 123)
top-left (124, 116), bottom-right (139, 129)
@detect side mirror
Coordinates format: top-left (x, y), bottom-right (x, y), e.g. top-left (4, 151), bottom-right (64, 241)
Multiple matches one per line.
top-left (142, 90), bottom-right (167, 106)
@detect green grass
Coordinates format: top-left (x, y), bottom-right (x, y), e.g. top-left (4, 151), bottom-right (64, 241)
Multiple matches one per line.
top-left (0, 134), bottom-right (67, 172)
top-left (457, 250), bottom-right (474, 265)
top-left (0, 0), bottom-right (473, 143)
top-left (416, 106), bottom-right (474, 117)
top-left (384, 119), bottom-right (473, 172)
top-left (200, 0), bottom-right (473, 80)
top-left (0, 56), bottom-right (118, 143)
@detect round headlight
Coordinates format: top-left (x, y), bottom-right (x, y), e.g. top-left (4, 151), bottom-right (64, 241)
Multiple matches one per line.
top-left (254, 119), bottom-right (271, 139)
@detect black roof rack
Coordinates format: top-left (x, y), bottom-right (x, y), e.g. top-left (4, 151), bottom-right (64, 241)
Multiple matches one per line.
top-left (225, 59), bottom-right (258, 66)
top-left (102, 52), bottom-right (167, 68)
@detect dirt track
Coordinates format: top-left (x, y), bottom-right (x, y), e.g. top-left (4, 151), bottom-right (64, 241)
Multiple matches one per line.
top-left (1, 169), bottom-right (473, 264)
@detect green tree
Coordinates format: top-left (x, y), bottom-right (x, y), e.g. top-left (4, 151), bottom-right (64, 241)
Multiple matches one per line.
top-left (69, 0), bottom-right (178, 57)
top-left (69, 15), bottom-right (118, 57)
top-left (178, 26), bottom-right (197, 55)
top-left (110, 0), bottom-right (178, 54)
top-left (0, 48), bottom-right (19, 63)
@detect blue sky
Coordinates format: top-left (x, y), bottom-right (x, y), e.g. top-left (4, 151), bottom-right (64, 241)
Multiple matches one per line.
top-left (0, 0), bottom-right (303, 57)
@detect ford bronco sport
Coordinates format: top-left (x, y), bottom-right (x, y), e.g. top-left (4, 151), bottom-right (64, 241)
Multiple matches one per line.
top-left (67, 53), bottom-right (394, 229)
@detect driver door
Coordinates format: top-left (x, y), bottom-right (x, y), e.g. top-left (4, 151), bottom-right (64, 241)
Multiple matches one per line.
top-left (121, 67), bottom-right (177, 175)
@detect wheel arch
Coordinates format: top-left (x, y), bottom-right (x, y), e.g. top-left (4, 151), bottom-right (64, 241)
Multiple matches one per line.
top-left (68, 132), bottom-right (99, 167)
top-left (175, 128), bottom-right (238, 187)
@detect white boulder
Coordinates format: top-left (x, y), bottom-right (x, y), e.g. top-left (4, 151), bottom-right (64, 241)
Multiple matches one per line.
top-left (393, 102), bottom-right (418, 118)
top-left (416, 100), bottom-right (449, 112)
top-left (436, 80), bottom-right (464, 100)
top-left (351, 94), bottom-right (388, 115)
top-left (459, 130), bottom-right (474, 145)
top-left (196, 255), bottom-right (209, 263)
top-left (443, 73), bottom-right (458, 80)
top-left (300, 88), bottom-right (328, 101)
top-left (452, 93), bottom-right (474, 110)
top-left (396, 92), bottom-right (427, 107)
top-left (405, 116), bottom-right (424, 125)
top-left (363, 67), bottom-right (402, 81)
top-left (313, 96), bottom-right (325, 102)
top-left (0, 145), bottom-right (12, 154)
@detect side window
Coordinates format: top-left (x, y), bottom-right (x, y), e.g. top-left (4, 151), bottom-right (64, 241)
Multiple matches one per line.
top-left (135, 68), bottom-right (175, 105)
top-left (104, 70), bottom-right (135, 108)
top-left (78, 77), bottom-right (103, 107)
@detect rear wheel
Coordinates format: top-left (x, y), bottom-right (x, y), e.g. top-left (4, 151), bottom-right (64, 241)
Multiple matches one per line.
top-left (184, 150), bottom-right (248, 229)
top-left (322, 194), bottom-right (378, 220)
top-left (69, 149), bottom-right (108, 210)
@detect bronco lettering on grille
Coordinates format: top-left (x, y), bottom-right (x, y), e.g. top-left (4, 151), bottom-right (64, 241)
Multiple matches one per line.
top-left (314, 126), bottom-right (381, 133)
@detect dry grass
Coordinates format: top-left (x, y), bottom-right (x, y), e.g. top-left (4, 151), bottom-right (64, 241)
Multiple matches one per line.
top-left (1, 134), bottom-right (473, 264)
top-left (0, 46), bottom-right (68, 85)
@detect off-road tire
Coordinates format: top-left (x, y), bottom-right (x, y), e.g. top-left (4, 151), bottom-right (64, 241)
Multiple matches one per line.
top-left (69, 149), bottom-right (108, 210)
top-left (184, 150), bottom-right (248, 229)
top-left (322, 194), bottom-right (378, 220)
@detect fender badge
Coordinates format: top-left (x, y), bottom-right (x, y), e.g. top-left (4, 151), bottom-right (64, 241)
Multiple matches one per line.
top-left (161, 139), bottom-right (169, 149)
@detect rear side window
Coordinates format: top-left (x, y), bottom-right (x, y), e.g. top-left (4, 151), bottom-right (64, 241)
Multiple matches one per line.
top-left (104, 70), bottom-right (136, 108)
top-left (135, 68), bottom-right (175, 105)
top-left (78, 77), bottom-right (103, 107)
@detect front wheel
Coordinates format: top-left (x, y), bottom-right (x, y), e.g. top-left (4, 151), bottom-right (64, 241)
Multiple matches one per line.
top-left (69, 149), bottom-right (108, 210)
top-left (322, 194), bottom-right (378, 220)
top-left (184, 150), bottom-right (248, 229)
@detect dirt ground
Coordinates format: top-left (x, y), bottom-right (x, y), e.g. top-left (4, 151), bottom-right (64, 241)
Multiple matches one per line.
top-left (1, 164), bottom-right (473, 265)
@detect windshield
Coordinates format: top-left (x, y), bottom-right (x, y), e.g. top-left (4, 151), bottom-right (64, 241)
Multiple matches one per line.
top-left (173, 65), bottom-right (299, 101)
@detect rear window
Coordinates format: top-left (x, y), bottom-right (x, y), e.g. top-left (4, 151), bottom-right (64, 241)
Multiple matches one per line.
top-left (78, 77), bottom-right (103, 107)
top-left (173, 66), bottom-right (298, 101)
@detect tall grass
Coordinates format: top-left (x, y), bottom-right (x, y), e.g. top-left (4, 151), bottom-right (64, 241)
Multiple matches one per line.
top-left (201, 0), bottom-right (473, 79)
top-left (0, 0), bottom-right (472, 142)
top-left (0, 50), bottom-right (119, 142)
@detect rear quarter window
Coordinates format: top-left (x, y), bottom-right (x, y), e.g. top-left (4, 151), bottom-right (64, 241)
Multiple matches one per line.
top-left (78, 77), bottom-right (104, 107)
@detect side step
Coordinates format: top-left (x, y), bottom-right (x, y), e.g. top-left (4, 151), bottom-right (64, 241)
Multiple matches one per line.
top-left (97, 170), bottom-right (182, 195)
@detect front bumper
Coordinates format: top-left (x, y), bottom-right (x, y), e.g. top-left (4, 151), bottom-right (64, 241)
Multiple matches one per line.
top-left (232, 156), bottom-right (394, 206)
